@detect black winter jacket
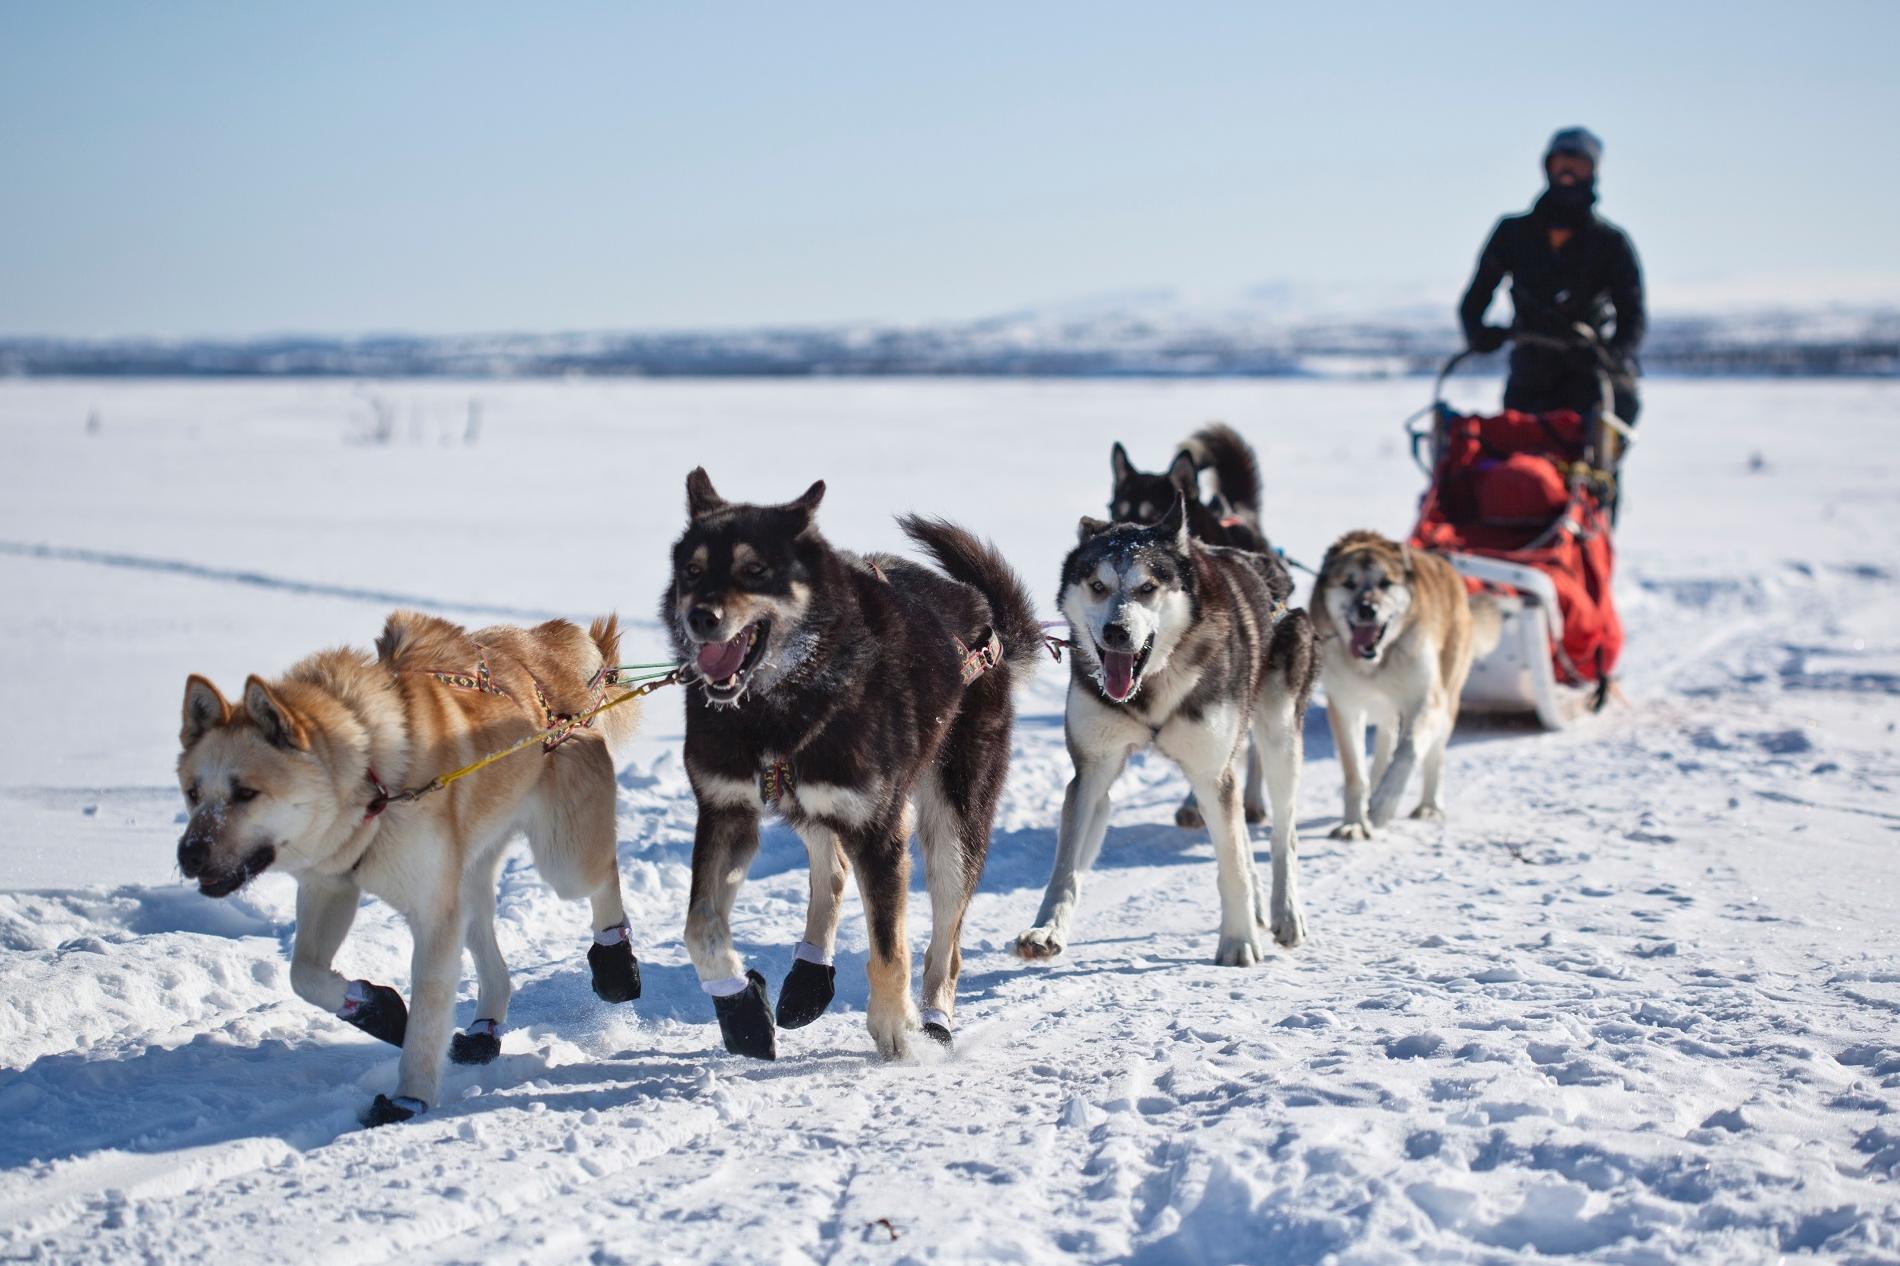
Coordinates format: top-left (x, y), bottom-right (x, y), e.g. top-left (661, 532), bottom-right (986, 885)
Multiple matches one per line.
top-left (1460, 205), bottom-right (1645, 354)
top-left (1459, 204), bottom-right (1645, 416)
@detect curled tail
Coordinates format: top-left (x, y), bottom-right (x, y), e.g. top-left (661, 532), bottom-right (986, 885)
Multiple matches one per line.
top-left (586, 613), bottom-right (645, 753)
top-left (1180, 422), bottom-right (1262, 518)
top-left (898, 515), bottom-right (1044, 679)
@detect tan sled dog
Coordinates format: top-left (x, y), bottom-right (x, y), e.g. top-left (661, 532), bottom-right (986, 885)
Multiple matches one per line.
top-left (1314, 532), bottom-right (1494, 837)
top-left (175, 611), bottom-right (644, 1126)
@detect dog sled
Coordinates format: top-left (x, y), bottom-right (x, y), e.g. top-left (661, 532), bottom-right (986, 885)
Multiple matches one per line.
top-left (1404, 331), bottom-right (1630, 729)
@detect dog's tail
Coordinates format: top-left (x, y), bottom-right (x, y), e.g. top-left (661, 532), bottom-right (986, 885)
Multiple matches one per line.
top-left (1467, 592), bottom-right (1503, 658)
top-left (1179, 422), bottom-right (1262, 518)
top-left (586, 613), bottom-right (646, 753)
top-left (898, 515), bottom-right (1045, 679)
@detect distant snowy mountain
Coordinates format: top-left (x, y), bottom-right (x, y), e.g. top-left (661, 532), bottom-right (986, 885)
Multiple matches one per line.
top-left (2, 282), bottom-right (1895, 378)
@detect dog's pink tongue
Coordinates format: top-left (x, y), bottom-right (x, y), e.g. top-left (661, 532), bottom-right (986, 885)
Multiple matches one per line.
top-left (696, 634), bottom-right (748, 681)
top-left (1349, 623), bottom-right (1381, 656)
top-left (1102, 649), bottom-right (1138, 701)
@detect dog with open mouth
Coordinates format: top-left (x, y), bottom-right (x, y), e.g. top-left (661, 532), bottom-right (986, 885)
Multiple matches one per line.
top-left (1015, 493), bottom-right (1318, 966)
top-left (1313, 530), bottom-right (1499, 838)
top-left (174, 611), bottom-right (646, 1127)
top-left (1108, 422), bottom-right (1274, 829)
top-left (664, 469), bottom-right (1042, 1060)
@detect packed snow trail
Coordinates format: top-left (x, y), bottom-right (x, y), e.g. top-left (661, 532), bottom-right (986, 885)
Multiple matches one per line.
top-left (0, 379), bottom-right (1895, 1263)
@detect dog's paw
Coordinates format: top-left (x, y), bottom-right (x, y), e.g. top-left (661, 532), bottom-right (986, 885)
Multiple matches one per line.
top-left (364, 1094), bottom-right (427, 1127)
top-left (922, 1021), bottom-right (953, 1050)
top-left (775, 958), bottom-right (836, 1029)
top-left (1271, 904), bottom-right (1307, 949)
top-left (1013, 927), bottom-right (1066, 961)
top-left (338, 980), bottom-right (408, 1047)
top-left (1329, 821), bottom-right (1372, 841)
top-left (1410, 804), bottom-right (1446, 822)
top-left (1174, 802), bottom-right (1205, 830)
top-left (588, 939), bottom-right (642, 1004)
top-left (711, 970), bottom-right (777, 1060)
top-left (449, 1020), bottom-right (501, 1065)
top-left (1244, 803), bottom-right (1269, 826)
top-left (867, 1009), bottom-right (916, 1061)
top-left (1213, 929), bottom-right (1265, 967)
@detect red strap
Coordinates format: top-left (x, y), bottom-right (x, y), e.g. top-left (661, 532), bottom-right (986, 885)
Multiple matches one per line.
top-left (364, 769), bottom-right (391, 821)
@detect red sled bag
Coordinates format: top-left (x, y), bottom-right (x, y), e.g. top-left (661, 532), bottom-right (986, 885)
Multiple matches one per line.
top-left (1410, 409), bottom-right (1622, 685)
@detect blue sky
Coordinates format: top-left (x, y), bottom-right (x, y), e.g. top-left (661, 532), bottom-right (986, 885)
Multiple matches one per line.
top-left (2, 2), bottom-right (1894, 336)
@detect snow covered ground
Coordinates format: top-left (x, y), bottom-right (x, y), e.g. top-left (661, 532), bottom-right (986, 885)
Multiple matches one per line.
top-left (0, 376), bottom-right (1895, 1263)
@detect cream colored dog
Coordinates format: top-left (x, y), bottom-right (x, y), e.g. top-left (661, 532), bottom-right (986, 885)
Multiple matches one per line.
top-left (175, 610), bottom-right (642, 1126)
top-left (1313, 532), bottom-right (1494, 837)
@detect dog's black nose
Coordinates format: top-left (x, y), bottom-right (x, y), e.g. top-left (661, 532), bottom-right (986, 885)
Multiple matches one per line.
top-left (178, 833), bottom-right (209, 877)
top-left (687, 605), bottom-right (722, 638)
top-left (1101, 623), bottom-right (1132, 650)
top-left (1354, 598), bottom-right (1378, 621)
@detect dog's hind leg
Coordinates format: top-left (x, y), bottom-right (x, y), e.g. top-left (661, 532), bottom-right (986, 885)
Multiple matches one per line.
top-left (1015, 745), bottom-right (1131, 961)
top-left (1257, 690), bottom-right (1308, 949)
top-left (449, 850), bottom-right (510, 1065)
top-left (1328, 700), bottom-right (1374, 840)
top-left (1175, 789), bottom-right (1204, 830)
top-left (844, 811), bottom-right (918, 1060)
top-left (776, 823), bottom-right (848, 1030)
top-left (1243, 733), bottom-right (1269, 826)
top-left (915, 761), bottom-right (996, 1045)
top-left (528, 740), bottom-right (640, 1003)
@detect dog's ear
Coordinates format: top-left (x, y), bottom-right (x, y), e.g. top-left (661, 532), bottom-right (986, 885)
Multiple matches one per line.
top-left (1077, 515), bottom-right (1112, 542)
top-left (1158, 492), bottom-right (1190, 551)
top-left (182, 675), bottom-right (230, 749)
top-left (1400, 543), bottom-right (1419, 580)
top-left (685, 468), bottom-right (726, 520)
top-left (1167, 450), bottom-right (1199, 496)
top-left (781, 479), bottom-right (825, 535)
top-left (1110, 442), bottom-right (1133, 485)
top-left (243, 676), bottom-right (309, 751)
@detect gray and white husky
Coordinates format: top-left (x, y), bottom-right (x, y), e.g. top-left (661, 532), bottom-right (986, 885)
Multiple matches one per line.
top-left (1015, 495), bottom-right (1319, 966)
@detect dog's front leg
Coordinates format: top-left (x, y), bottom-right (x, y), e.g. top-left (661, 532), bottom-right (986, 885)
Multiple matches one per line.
top-left (1186, 759), bottom-right (1264, 966)
top-left (1014, 746), bottom-right (1128, 961)
top-left (1412, 693), bottom-right (1452, 821)
top-left (367, 912), bottom-right (461, 1126)
top-left (1369, 708), bottom-right (1422, 828)
top-left (1327, 700), bottom-right (1374, 840)
top-left (289, 875), bottom-right (360, 1015)
top-left (685, 803), bottom-right (773, 1058)
top-left (776, 822), bottom-right (848, 1030)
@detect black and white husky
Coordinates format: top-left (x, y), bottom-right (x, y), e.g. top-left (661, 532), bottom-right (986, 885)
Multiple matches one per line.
top-left (1110, 422), bottom-right (1272, 826)
top-left (1015, 494), bottom-right (1318, 966)
top-left (664, 469), bottom-right (1041, 1059)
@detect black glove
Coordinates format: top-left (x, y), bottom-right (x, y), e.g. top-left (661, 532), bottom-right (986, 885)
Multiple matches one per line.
top-left (1469, 326), bottom-right (1509, 354)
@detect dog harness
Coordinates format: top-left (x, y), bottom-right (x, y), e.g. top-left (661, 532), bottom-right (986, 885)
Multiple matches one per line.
top-left (361, 660), bottom-right (681, 822)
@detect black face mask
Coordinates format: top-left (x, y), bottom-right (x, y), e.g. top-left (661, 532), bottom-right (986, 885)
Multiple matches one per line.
top-left (1534, 176), bottom-right (1597, 228)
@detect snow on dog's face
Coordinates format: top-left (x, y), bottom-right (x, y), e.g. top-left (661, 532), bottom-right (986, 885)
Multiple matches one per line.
top-left (666, 468), bottom-right (826, 707)
top-left (1320, 532), bottom-right (1417, 665)
top-left (1060, 494), bottom-right (1196, 704)
top-left (175, 676), bottom-right (328, 897)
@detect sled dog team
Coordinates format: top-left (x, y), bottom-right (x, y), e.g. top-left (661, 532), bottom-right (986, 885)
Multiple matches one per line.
top-left (174, 426), bottom-right (1492, 1125)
